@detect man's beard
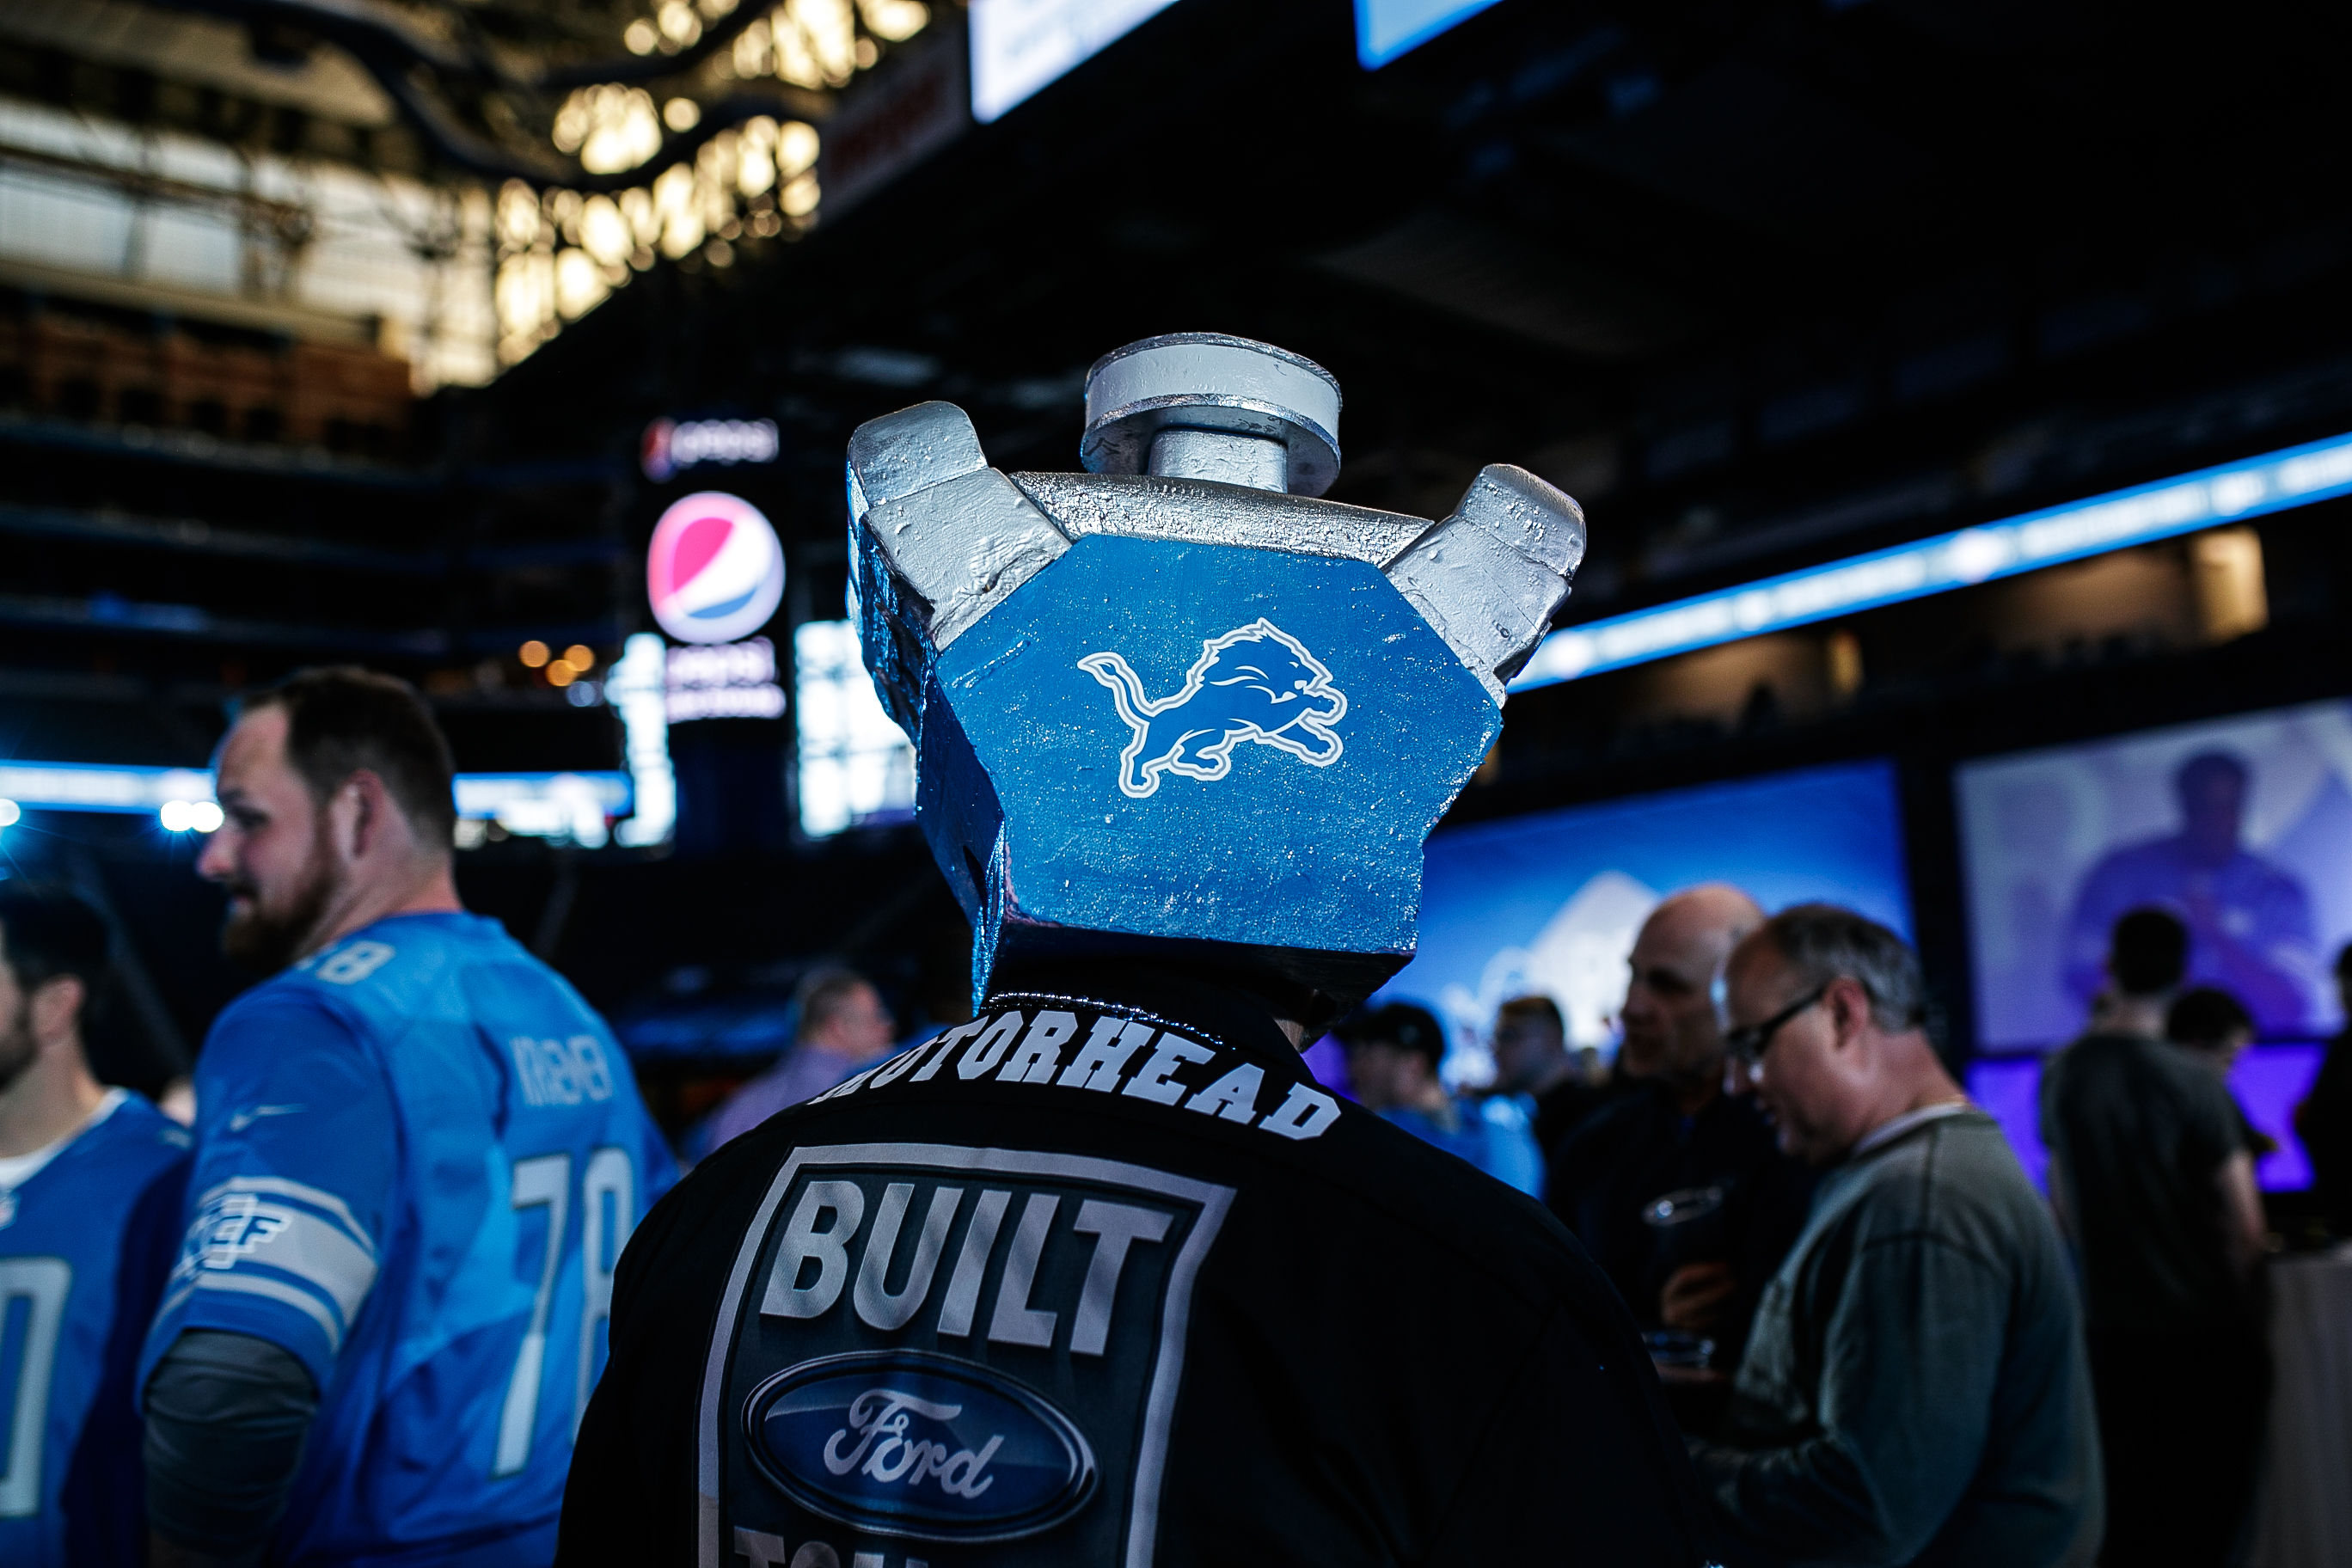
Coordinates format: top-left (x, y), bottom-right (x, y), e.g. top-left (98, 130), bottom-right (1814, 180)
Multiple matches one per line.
top-left (0, 999), bottom-right (36, 1097)
top-left (221, 826), bottom-right (340, 973)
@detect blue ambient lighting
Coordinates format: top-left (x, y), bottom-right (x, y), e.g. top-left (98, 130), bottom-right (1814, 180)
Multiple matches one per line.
top-left (0, 763), bottom-right (631, 822)
top-left (1511, 428), bottom-right (2352, 691)
top-left (1356, 0), bottom-right (1505, 69)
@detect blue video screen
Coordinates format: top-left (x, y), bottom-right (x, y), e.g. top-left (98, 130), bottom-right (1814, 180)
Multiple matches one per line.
top-left (1957, 697), bottom-right (2352, 1051)
top-left (1968, 1043), bottom-right (2326, 1193)
top-left (1373, 759), bottom-right (1914, 1077)
top-left (1355, 0), bottom-right (1504, 67)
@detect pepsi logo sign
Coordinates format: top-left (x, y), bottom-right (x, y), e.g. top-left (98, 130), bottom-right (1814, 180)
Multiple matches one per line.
top-left (743, 1351), bottom-right (1095, 1542)
top-left (647, 492), bottom-right (787, 644)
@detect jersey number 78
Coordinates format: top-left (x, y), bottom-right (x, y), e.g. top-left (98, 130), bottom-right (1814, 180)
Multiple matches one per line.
top-left (493, 1148), bottom-right (635, 1477)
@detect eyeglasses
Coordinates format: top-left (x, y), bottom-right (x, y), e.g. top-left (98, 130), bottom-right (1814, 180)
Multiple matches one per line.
top-left (1724, 983), bottom-right (1830, 1066)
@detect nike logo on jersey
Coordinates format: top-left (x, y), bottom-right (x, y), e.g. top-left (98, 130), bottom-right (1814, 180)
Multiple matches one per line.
top-left (707, 1144), bottom-right (1234, 1568)
top-left (228, 1104), bottom-right (306, 1131)
top-left (806, 1001), bottom-right (1342, 1142)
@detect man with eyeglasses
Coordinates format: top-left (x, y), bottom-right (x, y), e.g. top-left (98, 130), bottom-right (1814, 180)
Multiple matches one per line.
top-left (1690, 903), bottom-right (2100, 1567)
top-left (1545, 885), bottom-right (1815, 1387)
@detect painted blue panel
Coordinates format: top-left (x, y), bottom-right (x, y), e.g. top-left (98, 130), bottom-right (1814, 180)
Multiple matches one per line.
top-left (927, 532), bottom-right (1498, 989)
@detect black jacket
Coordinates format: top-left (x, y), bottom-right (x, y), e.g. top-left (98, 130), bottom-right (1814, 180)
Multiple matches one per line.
top-left (1545, 1082), bottom-right (1816, 1371)
top-left (560, 971), bottom-right (1714, 1568)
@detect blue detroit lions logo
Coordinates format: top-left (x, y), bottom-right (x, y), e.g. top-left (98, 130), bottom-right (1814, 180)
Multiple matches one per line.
top-left (1079, 619), bottom-right (1347, 800)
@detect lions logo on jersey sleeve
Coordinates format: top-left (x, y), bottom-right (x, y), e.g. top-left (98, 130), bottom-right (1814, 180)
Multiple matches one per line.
top-left (705, 1144), bottom-right (1232, 1568)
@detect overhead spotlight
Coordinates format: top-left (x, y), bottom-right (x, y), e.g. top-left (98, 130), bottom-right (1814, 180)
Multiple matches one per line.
top-left (190, 801), bottom-right (224, 833)
top-left (159, 800), bottom-right (193, 832)
top-left (564, 646), bottom-right (596, 671)
top-left (520, 640), bottom-right (551, 667)
top-left (0, 799), bottom-right (19, 828)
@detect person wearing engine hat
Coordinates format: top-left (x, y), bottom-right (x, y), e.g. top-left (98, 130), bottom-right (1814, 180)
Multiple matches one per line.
top-left (560, 334), bottom-right (1718, 1567)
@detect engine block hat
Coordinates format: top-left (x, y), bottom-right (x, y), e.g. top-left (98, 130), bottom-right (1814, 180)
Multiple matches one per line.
top-left (848, 333), bottom-right (1584, 1008)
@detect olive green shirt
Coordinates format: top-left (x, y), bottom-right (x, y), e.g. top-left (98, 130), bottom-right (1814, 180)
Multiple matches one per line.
top-left (1690, 1109), bottom-right (2101, 1566)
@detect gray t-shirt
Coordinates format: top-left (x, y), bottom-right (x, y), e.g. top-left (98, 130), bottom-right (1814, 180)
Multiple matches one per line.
top-left (1691, 1109), bottom-right (2102, 1567)
top-left (2040, 1032), bottom-right (2252, 1341)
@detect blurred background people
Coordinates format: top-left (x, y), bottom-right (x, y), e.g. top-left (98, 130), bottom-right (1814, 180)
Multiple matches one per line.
top-left (691, 965), bottom-right (897, 1157)
top-left (1545, 884), bottom-right (1813, 1378)
top-left (1694, 904), bottom-right (2099, 1567)
top-left (139, 669), bottom-right (675, 1568)
top-left (1489, 992), bottom-right (1617, 1154)
top-left (1338, 1001), bottom-right (1541, 1194)
top-left (2065, 751), bottom-right (2316, 1032)
top-left (2167, 985), bottom-right (2257, 1074)
top-left (2296, 942), bottom-right (2352, 1234)
top-left (2043, 906), bottom-right (2269, 1568)
top-left (0, 884), bottom-right (191, 1568)
top-left (2167, 985), bottom-right (2278, 1157)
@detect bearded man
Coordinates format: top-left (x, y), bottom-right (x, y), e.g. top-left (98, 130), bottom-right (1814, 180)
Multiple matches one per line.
top-left (139, 667), bottom-right (675, 1568)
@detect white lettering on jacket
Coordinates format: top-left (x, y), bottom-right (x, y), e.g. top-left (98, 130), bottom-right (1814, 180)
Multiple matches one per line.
top-left (808, 1006), bottom-right (1344, 1142)
top-left (759, 1180), bottom-right (1172, 1358)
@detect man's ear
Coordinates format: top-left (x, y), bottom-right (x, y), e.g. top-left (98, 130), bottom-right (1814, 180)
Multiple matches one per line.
top-left (340, 770), bottom-right (400, 861)
top-left (29, 973), bottom-right (85, 1048)
top-left (1826, 977), bottom-right (1873, 1050)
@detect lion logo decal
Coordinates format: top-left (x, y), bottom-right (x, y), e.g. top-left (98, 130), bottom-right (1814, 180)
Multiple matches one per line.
top-left (1079, 619), bottom-right (1348, 799)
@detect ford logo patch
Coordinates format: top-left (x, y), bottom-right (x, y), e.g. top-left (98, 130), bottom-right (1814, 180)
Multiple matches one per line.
top-left (743, 1351), bottom-right (1097, 1541)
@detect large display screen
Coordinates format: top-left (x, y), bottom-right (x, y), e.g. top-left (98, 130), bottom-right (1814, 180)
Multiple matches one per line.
top-left (1379, 759), bottom-right (1914, 1070)
top-left (1355, 0), bottom-right (1504, 67)
top-left (1967, 1044), bottom-right (2326, 1194)
top-left (1957, 698), bottom-right (2352, 1050)
top-left (969, 0), bottom-right (1181, 122)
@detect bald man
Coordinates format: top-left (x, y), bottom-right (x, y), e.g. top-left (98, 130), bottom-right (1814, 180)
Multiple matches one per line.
top-left (1544, 885), bottom-right (1816, 1393)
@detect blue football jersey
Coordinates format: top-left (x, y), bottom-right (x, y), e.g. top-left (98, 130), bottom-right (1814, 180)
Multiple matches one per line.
top-left (140, 912), bottom-right (677, 1567)
top-left (0, 1090), bottom-right (190, 1568)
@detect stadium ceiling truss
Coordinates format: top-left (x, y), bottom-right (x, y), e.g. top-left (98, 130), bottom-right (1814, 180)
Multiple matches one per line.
top-left (141, 0), bottom-right (922, 190)
top-left (89, 0), bottom-right (932, 359)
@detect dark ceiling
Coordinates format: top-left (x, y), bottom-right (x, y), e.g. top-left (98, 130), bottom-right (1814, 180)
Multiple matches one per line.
top-left (10, 0), bottom-right (2352, 1055)
top-left (481, 0), bottom-right (2352, 644)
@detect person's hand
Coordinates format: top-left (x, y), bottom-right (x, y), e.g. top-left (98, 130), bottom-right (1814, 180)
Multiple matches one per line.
top-left (1661, 1261), bottom-right (1737, 1331)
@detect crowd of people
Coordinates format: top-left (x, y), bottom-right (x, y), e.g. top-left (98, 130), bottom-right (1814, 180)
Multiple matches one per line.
top-left (1339, 895), bottom-right (2352, 1568)
top-left (3, 662), bottom-right (2348, 1566)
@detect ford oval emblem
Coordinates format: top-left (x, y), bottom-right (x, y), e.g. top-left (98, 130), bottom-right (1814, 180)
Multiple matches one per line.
top-left (743, 1351), bottom-right (1097, 1542)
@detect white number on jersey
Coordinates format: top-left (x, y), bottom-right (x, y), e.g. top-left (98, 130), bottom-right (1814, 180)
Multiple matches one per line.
top-left (492, 1147), bottom-right (640, 1478)
top-left (0, 1258), bottom-right (70, 1517)
top-left (313, 941), bottom-right (397, 985)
